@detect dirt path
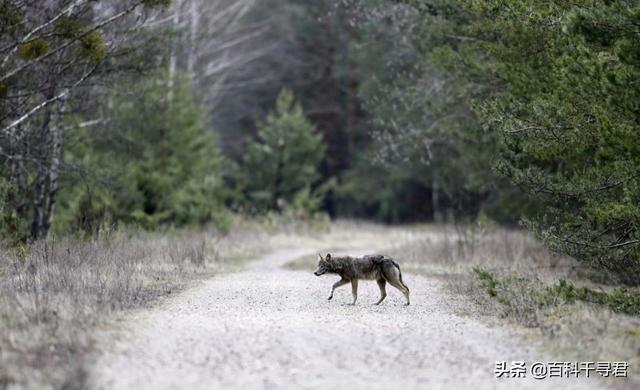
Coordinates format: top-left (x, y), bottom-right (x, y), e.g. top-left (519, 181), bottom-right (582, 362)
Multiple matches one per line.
top-left (89, 248), bottom-right (601, 389)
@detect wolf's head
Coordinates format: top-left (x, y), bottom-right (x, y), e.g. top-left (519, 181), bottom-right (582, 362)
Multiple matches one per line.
top-left (313, 253), bottom-right (333, 276)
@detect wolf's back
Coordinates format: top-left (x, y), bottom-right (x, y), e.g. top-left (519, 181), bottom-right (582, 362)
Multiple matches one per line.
top-left (364, 254), bottom-right (386, 264)
top-left (365, 254), bottom-right (399, 268)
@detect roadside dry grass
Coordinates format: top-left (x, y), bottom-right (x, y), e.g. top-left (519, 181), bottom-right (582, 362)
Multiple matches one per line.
top-left (386, 223), bottom-right (640, 386)
top-left (4, 219), bottom-right (637, 388)
top-left (0, 218), bottom-right (428, 390)
top-left (0, 216), bottom-right (338, 390)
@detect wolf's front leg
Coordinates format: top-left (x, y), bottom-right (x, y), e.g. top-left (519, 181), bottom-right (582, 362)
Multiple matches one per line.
top-left (350, 279), bottom-right (358, 305)
top-left (328, 278), bottom-right (349, 300)
top-left (375, 279), bottom-right (387, 305)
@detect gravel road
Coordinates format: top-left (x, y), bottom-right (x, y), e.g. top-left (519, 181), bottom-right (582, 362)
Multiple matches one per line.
top-left (89, 248), bottom-right (602, 390)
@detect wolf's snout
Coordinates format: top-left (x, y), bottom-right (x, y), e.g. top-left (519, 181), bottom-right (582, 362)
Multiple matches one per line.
top-left (314, 271), bottom-right (320, 276)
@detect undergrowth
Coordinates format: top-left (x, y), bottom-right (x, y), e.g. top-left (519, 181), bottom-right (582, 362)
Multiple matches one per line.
top-left (473, 267), bottom-right (640, 319)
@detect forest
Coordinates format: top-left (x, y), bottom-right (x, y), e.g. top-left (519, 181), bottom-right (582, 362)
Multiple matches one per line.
top-left (1, 1), bottom-right (640, 388)
top-left (2, 0), bottom-right (638, 283)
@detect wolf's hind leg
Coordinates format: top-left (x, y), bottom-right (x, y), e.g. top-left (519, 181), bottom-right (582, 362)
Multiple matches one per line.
top-left (328, 278), bottom-right (349, 300)
top-left (375, 279), bottom-right (387, 305)
top-left (387, 277), bottom-right (410, 305)
top-left (350, 279), bottom-right (358, 305)
top-left (401, 282), bottom-right (410, 305)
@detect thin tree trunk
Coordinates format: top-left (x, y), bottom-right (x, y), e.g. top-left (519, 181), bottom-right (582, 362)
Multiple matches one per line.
top-left (7, 123), bottom-right (28, 236)
top-left (345, 24), bottom-right (359, 165)
top-left (315, 5), bottom-right (342, 174)
top-left (167, 0), bottom-right (182, 102)
top-left (42, 98), bottom-right (66, 236)
top-left (432, 172), bottom-right (443, 223)
top-left (187, 0), bottom-right (200, 79)
top-left (31, 105), bottom-right (53, 240)
top-left (8, 124), bottom-right (27, 206)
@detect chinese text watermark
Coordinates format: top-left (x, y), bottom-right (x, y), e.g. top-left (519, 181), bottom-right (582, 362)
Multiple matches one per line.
top-left (495, 361), bottom-right (628, 379)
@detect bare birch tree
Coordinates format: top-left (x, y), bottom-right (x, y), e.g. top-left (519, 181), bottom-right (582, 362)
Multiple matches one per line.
top-left (148, 0), bottom-right (269, 111)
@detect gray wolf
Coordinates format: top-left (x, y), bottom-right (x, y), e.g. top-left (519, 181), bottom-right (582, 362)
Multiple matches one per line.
top-left (313, 253), bottom-right (410, 305)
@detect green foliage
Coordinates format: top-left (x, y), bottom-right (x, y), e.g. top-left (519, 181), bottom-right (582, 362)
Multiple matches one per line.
top-left (357, 1), bottom-right (533, 224)
top-left (474, 267), bottom-right (640, 317)
top-left (335, 154), bottom-right (434, 223)
top-left (54, 75), bottom-right (228, 234)
top-left (473, 266), bottom-right (499, 298)
top-left (55, 17), bottom-right (83, 39)
top-left (77, 31), bottom-right (107, 63)
top-left (280, 179), bottom-right (335, 221)
top-left (141, 0), bottom-right (172, 8)
top-left (54, 17), bottom-right (107, 63)
top-left (468, 1), bottom-right (640, 283)
top-left (0, 4), bottom-right (23, 34)
top-left (398, 0), bottom-right (640, 283)
top-left (18, 39), bottom-right (48, 60)
top-left (539, 279), bottom-right (640, 316)
top-left (0, 177), bottom-right (29, 245)
top-left (240, 89), bottom-right (326, 214)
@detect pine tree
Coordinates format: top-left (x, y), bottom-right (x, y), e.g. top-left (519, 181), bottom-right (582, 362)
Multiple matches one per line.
top-left (242, 89), bottom-right (326, 212)
top-left (55, 75), bottom-right (228, 233)
top-left (402, 0), bottom-right (640, 283)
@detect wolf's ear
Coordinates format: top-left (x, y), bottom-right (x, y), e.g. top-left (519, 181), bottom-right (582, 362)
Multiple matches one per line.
top-left (326, 253), bottom-right (331, 262)
top-left (318, 253), bottom-right (324, 261)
